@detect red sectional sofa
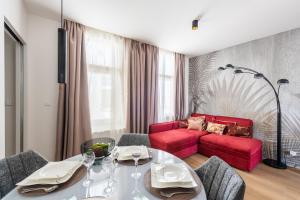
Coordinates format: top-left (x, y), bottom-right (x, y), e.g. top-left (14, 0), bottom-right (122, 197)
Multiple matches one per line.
top-left (149, 113), bottom-right (262, 171)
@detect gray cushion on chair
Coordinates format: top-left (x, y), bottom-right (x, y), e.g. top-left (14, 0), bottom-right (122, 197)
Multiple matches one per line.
top-left (195, 156), bottom-right (245, 200)
top-left (0, 150), bottom-right (48, 198)
top-left (117, 134), bottom-right (150, 147)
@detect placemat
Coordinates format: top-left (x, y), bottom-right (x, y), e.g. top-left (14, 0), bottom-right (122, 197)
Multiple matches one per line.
top-left (144, 168), bottom-right (202, 200)
top-left (117, 148), bottom-right (153, 166)
top-left (17, 166), bottom-right (87, 196)
top-left (117, 157), bottom-right (152, 166)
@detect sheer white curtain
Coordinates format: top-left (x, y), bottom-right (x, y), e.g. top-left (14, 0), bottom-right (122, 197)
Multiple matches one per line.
top-left (85, 28), bottom-right (127, 139)
top-left (158, 49), bottom-right (176, 122)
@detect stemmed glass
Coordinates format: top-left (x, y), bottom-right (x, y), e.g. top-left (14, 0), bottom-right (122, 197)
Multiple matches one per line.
top-left (82, 151), bottom-right (95, 187)
top-left (131, 150), bottom-right (142, 179)
top-left (111, 147), bottom-right (119, 184)
top-left (102, 157), bottom-right (114, 196)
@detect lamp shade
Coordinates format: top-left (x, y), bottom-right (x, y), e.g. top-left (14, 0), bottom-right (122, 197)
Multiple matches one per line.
top-left (254, 73), bottom-right (264, 79)
top-left (226, 64), bottom-right (234, 69)
top-left (234, 69), bottom-right (243, 74)
top-left (192, 19), bottom-right (198, 30)
top-left (277, 79), bottom-right (289, 85)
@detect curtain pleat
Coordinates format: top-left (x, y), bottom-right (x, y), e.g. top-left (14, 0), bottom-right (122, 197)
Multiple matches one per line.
top-left (126, 40), bottom-right (158, 133)
top-left (174, 53), bottom-right (185, 120)
top-left (55, 20), bottom-right (92, 161)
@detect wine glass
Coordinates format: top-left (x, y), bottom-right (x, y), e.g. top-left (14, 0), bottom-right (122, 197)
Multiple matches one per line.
top-left (82, 151), bottom-right (95, 187)
top-left (102, 157), bottom-right (114, 195)
top-left (131, 151), bottom-right (142, 179)
top-left (111, 147), bottom-right (119, 184)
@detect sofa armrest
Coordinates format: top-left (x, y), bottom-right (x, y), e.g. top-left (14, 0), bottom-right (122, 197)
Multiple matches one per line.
top-left (149, 121), bottom-right (179, 134)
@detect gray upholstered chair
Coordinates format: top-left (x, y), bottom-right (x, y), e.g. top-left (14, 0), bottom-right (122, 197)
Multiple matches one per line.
top-left (117, 134), bottom-right (150, 147)
top-left (195, 156), bottom-right (245, 200)
top-left (0, 150), bottom-right (48, 198)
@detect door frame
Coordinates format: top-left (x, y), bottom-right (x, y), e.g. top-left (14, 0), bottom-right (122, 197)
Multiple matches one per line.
top-left (4, 19), bottom-right (25, 154)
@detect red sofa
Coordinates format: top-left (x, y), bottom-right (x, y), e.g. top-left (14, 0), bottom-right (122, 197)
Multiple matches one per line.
top-left (149, 113), bottom-right (262, 171)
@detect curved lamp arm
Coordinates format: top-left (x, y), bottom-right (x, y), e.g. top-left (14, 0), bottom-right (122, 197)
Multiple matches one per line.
top-left (219, 64), bottom-right (289, 168)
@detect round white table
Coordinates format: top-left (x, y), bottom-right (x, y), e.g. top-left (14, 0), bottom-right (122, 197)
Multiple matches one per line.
top-left (3, 148), bottom-right (207, 200)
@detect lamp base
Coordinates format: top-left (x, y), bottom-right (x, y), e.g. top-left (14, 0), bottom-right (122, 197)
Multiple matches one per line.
top-left (263, 158), bottom-right (287, 169)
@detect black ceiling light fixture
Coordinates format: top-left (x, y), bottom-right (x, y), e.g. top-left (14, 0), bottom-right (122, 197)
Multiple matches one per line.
top-left (192, 15), bottom-right (202, 30)
top-left (192, 19), bottom-right (199, 30)
top-left (58, 0), bottom-right (67, 83)
top-left (218, 64), bottom-right (289, 169)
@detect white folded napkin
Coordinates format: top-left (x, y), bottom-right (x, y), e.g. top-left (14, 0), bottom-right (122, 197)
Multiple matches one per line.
top-left (17, 161), bottom-right (82, 186)
top-left (117, 145), bottom-right (149, 161)
top-left (151, 163), bottom-right (198, 188)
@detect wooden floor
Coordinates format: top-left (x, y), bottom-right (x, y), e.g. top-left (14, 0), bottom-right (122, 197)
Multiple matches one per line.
top-left (184, 154), bottom-right (300, 200)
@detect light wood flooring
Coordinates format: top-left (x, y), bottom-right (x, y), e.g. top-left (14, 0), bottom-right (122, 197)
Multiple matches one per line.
top-left (184, 154), bottom-right (300, 200)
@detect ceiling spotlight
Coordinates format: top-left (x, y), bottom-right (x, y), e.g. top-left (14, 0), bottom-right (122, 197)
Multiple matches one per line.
top-left (218, 67), bottom-right (225, 71)
top-left (192, 19), bottom-right (198, 30)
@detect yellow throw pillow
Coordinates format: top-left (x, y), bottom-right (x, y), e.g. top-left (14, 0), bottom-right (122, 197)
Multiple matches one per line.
top-left (206, 122), bottom-right (226, 135)
top-left (187, 117), bottom-right (205, 131)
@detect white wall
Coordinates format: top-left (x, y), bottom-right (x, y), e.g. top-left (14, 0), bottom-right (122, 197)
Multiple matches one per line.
top-left (24, 14), bottom-right (59, 161)
top-left (0, 0), bottom-right (28, 158)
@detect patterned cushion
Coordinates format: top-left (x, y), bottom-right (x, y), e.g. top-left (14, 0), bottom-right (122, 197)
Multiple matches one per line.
top-left (206, 122), bottom-right (226, 135)
top-left (0, 151), bottom-right (48, 198)
top-left (187, 117), bottom-right (205, 131)
top-left (213, 120), bottom-right (237, 134)
top-left (227, 125), bottom-right (251, 138)
top-left (179, 120), bottom-right (189, 128)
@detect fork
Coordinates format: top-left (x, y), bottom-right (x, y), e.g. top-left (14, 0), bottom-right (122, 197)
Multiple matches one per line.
top-left (160, 190), bottom-right (193, 198)
top-left (20, 185), bottom-right (59, 193)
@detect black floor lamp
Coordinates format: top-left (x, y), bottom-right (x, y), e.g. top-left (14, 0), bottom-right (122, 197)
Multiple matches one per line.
top-left (218, 64), bottom-right (289, 169)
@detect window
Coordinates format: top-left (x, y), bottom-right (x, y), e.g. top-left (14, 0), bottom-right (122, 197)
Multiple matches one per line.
top-left (85, 28), bottom-right (126, 133)
top-left (158, 50), bottom-right (175, 122)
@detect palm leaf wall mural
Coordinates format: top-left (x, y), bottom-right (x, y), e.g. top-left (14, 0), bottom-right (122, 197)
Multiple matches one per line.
top-left (189, 27), bottom-right (300, 168)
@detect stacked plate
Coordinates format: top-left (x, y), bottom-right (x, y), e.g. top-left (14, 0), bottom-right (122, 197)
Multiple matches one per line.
top-left (116, 146), bottom-right (150, 161)
top-left (151, 163), bottom-right (198, 188)
top-left (17, 161), bottom-right (82, 193)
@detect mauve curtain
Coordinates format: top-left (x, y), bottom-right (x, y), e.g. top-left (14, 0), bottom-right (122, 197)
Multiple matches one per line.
top-left (55, 20), bottom-right (92, 160)
top-left (126, 39), bottom-right (158, 133)
top-left (174, 53), bottom-right (185, 120)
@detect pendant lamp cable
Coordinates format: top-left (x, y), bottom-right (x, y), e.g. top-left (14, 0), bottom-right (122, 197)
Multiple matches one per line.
top-left (61, 0), bottom-right (63, 28)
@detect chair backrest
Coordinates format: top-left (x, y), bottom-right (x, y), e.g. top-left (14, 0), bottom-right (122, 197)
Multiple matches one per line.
top-left (0, 150), bottom-right (48, 198)
top-left (117, 134), bottom-right (150, 147)
top-left (195, 156), bottom-right (246, 200)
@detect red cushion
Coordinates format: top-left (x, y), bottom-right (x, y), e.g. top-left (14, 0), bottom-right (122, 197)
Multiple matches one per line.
top-left (200, 134), bottom-right (262, 159)
top-left (149, 121), bottom-right (179, 134)
top-left (149, 129), bottom-right (208, 153)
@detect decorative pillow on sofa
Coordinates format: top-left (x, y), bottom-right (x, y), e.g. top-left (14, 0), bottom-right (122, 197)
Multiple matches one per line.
top-left (206, 122), bottom-right (226, 135)
top-left (179, 120), bottom-right (189, 128)
top-left (214, 120), bottom-right (237, 134)
top-left (227, 125), bottom-right (251, 137)
top-left (187, 117), bottom-right (205, 131)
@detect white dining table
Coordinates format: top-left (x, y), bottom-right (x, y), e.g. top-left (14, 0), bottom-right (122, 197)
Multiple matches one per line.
top-left (3, 148), bottom-right (207, 200)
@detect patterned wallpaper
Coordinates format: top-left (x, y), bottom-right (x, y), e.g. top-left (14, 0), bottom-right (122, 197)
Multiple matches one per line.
top-left (189, 28), bottom-right (300, 168)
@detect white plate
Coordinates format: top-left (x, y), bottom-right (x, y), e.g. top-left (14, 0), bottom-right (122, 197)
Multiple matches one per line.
top-left (157, 164), bottom-right (187, 183)
top-left (17, 161), bottom-right (82, 186)
top-left (117, 146), bottom-right (149, 161)
top-left (151, 163), bottom-right (198, 189)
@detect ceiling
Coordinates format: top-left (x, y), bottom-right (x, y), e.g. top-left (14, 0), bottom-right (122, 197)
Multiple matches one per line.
top-left (24, 0), bottom-right (300, 56)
